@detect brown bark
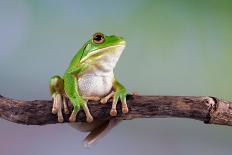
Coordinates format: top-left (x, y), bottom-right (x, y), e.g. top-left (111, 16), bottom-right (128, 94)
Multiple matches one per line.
top-left (0, 94), bottom-right (232, 126)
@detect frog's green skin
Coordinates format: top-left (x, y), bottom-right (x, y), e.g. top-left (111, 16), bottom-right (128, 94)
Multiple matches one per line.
top-left (49, 33), bottom-right (128, 123)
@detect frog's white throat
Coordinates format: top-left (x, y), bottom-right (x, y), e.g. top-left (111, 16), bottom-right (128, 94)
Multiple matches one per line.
top-left (78, 44), bottom-right (125, 97)
top-left (80, 45), bottom-right (125, 74)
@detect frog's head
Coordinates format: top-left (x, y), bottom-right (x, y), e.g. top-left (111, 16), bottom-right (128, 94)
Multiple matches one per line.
top-left (80, 32), bottom-right (126, 71)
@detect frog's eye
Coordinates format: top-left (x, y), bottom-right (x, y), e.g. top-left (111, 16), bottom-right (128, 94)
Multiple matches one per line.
top-left (93, 32), bottom-right (105, 44)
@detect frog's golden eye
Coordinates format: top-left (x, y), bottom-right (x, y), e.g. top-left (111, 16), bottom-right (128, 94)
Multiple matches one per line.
top-left (93, 32), bottom-right (105, 44)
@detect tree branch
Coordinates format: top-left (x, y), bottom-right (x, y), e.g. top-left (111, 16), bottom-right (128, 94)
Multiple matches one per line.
top-left (0, 94), bottom-right (232, 126)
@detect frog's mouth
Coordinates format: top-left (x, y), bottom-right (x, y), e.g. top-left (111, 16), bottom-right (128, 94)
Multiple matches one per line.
top-left (80, 44), bottom-right (125, 64)
top-left (80, 44), bottom-right (125, 72)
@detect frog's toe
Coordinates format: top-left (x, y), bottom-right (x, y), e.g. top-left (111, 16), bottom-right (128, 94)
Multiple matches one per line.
top-left (52, 93), bottom-right (64, 122)
top-left (52, 107), bottom-right (58, 114)
top-left (100, 98), bottom-right (108, 104)
top-left (52, 96), bottom-right (58, 114)
top-left (64, 108), bottom-right (70, 115)
top-left (122, 106), bottom-right (128, 114)
top-left (62, 98), bottom-right (70, 114)
top-left (69, 110), bottom-right (78, 122)
top-left (121, 98), bottom-right (128, 114)
top-left (82, 103), bottom-right (94, 123)
top-left (110, 94), bottom-right (118, 116)
top-left (57, 114), bottom-right (64, 123)
top-left (86, 115), bottom-right (93, 123)
top-left (100, 91), bottom-right (115, 104)
top-left (57, 105), bottom-right (64, 123)
top-left (69, 117), bottom-right (76, 122)
top-left (110, 108), bottom-right (117, 116)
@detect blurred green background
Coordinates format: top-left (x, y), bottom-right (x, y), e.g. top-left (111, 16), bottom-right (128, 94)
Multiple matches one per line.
top-left (1, 0), bottom-right (232, 155)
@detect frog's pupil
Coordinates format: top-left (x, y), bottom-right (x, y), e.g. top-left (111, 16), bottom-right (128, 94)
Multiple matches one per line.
top-left (95, 35), bottom-right (103, 41)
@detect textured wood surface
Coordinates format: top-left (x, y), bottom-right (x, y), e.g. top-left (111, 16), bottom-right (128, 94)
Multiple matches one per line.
top-left (0, 94), bottom-right (232, 126)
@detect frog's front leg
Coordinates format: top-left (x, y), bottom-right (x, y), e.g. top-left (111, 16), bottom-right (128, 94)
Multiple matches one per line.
top-left (111, 79), bottom-right (128, 116)
top-left (101, 79), bottom-right (128, 116)
top-left (64, 73), bottom-right (93, 123)
top-left (49, 75), bottom-right (69, 122)
top-left (68, 98), bottom-right (93, 123)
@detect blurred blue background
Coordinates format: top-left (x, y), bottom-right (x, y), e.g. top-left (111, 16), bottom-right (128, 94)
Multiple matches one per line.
top-left (1, 0), bottom-right (232, 155)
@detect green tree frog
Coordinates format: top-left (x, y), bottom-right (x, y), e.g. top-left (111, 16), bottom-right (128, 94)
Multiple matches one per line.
top-left (49, 32), bottom-right (128, 123)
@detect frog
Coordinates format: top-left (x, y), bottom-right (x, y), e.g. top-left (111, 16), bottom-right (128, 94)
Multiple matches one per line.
top-left (49, 32), bottom-right (128, 124)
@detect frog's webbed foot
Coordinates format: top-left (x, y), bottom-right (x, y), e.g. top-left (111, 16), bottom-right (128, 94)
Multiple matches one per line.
top-left (70, 96), bottom-right (101, 122)
top-left (110, 89), bottom-right (128, 116)
top-left (100, 90), bottom-right (128, 116)
top-left (69, 96), bottom-right (106, 122)
top-left (69, 98), bottom-right (93, 123)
